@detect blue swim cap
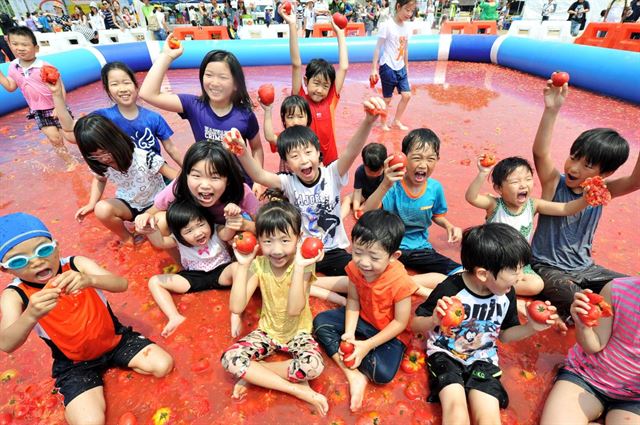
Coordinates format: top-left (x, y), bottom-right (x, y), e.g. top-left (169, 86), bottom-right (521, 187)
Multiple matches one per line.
top-left (0, 213), bottom-right (51, 261)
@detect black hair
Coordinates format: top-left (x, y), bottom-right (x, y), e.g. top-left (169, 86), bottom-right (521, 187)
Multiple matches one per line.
top-left (166, 200), bottom-right (215, 247)
top-left (174, 142), bottom-right (245, 206)
top-left (395, 0), bottom-right (416, 11)
top-left (255, 200), bottom-right (302, 239)
top-left (402, 128), bottom-right (440, 158)
top-left (569, 128), bottom-right (629, 175)
top-left (305, 58), bottom-right (336, 86)
top-left (280, 95), bottom-right (312, 127)
top-left (74, 114), bottom-right (133, 175)
top-left (276, 125), bottom-right (321, 161)
top-left (362, 143), bottom-right (387, 171)
top-left (351, 210), bottom-right (404, 255)
top-left (491, 156), bottom-right (533, 187)
top-left (460, 223), bottom-right (531, 278)
top-left (7, 26), bottom-right (37, 46)
top-left (101, 62), bottom-right (138, 102)
top-left (198, 50), bottom-right (252, 110)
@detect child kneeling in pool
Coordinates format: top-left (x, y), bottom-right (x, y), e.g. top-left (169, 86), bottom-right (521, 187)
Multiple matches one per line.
top-left (0, 213), bottom-right (173, 425)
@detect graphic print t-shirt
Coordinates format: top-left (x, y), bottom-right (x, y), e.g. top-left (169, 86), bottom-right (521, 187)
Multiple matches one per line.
top-left (415, 274), bottom-right (520, 367)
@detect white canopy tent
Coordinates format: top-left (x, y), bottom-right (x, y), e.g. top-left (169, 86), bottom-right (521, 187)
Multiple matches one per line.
top-left (519, 0), bottom-right (627, 23)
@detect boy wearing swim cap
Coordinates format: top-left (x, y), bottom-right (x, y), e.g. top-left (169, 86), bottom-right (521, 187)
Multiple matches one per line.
top-left (0, 213), bottom-right (173, 425)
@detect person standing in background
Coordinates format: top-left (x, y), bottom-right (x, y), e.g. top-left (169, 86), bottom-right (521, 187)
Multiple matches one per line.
top-left (568, 0), bottom-right (590, 36)
top-left (541, 0), bottom-right (557, 21)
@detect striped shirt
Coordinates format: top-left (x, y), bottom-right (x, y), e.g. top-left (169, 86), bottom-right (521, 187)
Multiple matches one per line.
top-left (565, 277), bottom-right (640, 400)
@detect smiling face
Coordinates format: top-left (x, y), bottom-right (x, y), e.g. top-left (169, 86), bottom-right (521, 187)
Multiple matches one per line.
top-left (202, 61), bottom-right (236, 106)
top-left (107, 68), bottom-right (138, 107)
top-left (304, 74), bottom-right (331, 104)
top-left (179, 217), bottom-right (212, 247)
top-left (1, 237), bottom-right (60, 284)
top-left (404, 143), bottom-right (439, 188)
top-left (495, 165), bottom-right (534, 210)
top-left (351, 240), bottom-right (397, 282)
top-left (286, 142), bottom-right (321, 184)
top-left (259, 228), bottom-right (298, 271)
top-left (563, 154), bottom-right (604, 191)
top-left (186, 160), bottom-right (228, 208)
top-left (8, 34), bottom-right (38, 62)
top-left (283, 106), bottom-right (308, 128)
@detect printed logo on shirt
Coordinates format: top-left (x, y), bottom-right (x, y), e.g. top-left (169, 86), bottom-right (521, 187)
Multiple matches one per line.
top-left (396, 36), bottom-right (408, 61)
top-left (295, 178), bottom-right (341, 243)
top-left (204, 126), bottom-right (226, 142)
top-left (133, 128), bottom-right (159, 151)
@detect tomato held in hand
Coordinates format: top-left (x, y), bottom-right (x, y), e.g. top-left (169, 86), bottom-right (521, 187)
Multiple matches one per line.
top-left (40, 65), bottom-right (60, 85)
top-left (339, 341), bottom-right (355, 367)
top-left (354, 209), bottom-right (364, 220)
top-left (332, 12), bottom-right (348, 29)
top-left (389, 152), bottom-right (407, 172)
top-left (301, 237), bottom-right (324, 259)
top-left (282, 0), bottom-right (292, 14)
top-left (580, 176), bottom-right (611, 206)
top-left (167, 37), bottom-right (181, 49)
top-left (222, 128), bottom-right (244, 155)
top-left (369, 74), bottom-right (379, 89)
top-left (551, 71), bottom-right (570, 87)
top-left (234, 231), bottom-right (258, 255)
top-left (364, 105), bottom-right (388, 118)
top-left (438, 297), bottom-right (465, 335)
top-left (118, 411), bottom-right (138, 425)
top-left (579, 292), bottom-right (613, 327)
top-left (480, 153), bottom-right (496, 168)
top-left (258, 84), bottom-right (275, 106)
top-left (527, 301), bottom-right (552, 324)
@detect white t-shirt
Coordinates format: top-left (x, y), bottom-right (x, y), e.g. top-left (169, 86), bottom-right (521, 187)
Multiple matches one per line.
top-left (279, 162), bottom-right (349, 250)
top-left (155, 10), bottom-right (166, 28)
top-left (314, 0), bottom-right (330, 23)
top-left (104, 148), bottom-right (166, 210)
top-left (89, 12), bottom-right (106, 30)
top-left (378, 18), bottom-right (410, 71)
top-left (175, 229), bottom-right (232, 272)
top-left (304, 7), bottom-right (315, 30)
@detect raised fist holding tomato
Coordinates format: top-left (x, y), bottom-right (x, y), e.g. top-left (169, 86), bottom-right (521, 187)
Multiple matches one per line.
top-left (543, 79), bottom-right (568, 112)
top-left (162, 33), bottom-right (183, 59)
top-left (362, 97), bottom-right (387, 123)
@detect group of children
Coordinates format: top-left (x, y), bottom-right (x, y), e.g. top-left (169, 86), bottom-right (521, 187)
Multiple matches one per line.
top-left (1, 1), bottom-right (639, 423)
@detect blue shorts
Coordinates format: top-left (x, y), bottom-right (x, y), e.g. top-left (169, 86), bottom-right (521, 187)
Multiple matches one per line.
top-left (556, 369), bottom-right (640, 416)
top-left (379, 64), bottom-right (410, 98)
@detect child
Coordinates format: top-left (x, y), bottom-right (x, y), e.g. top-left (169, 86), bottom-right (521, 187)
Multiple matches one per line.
top-left (261, 94), bottom-right (312, 172)
top-left (73, 114), bottom-right (177, 244)
top-left (341, 143), bottom-right (387, 220)
top-left (283, 4), bottom-right (348, 165)
top-left (313, 210), bottom-right (422, 412)
top-left (52, 61), bottom-right (183, 167)
top-left (530, 81), bottom-right (639, 319)
top-left (0, 213), bottom-right (173, 425)
top-left (139, 46), bottom-right (263, 186)
top-left (540, 278), bottom-right (640, 424)
top-left (230, 97), bottom-right (385, 276)
top-left (370, 0), bottom-right (416, 131)
top-left (147, 200), bottom-right (240, 337)
top-left (0, 26), bottom-right (76, 169)
top-left (412, 223), bottom-right (558, 425)
top-left (363, 128), bottom-right (462, 288)
top-left (220, 201), bottom-right (328, 416)
top-left (465, 156), bottom-right (589, 298)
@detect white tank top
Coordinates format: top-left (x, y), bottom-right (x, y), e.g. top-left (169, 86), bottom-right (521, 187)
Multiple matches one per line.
top-left (487, 197), bottom-right (535, 243)
top-left (176, 231), bottom-right (232, 272)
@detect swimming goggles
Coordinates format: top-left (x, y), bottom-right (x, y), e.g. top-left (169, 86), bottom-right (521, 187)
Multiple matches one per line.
top-left (0, 240), bottom-right (57, 270)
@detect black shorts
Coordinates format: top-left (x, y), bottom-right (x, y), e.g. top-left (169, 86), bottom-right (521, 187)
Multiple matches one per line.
top-left (400, 249), bottom-right (462, 275)
top-left (427, 352), bottom-right (509, 408)
top-left (316, 248), bottom-right (352, 276)
top-left (116, 198), bottom-right (152, 219)
top-left (52, 325), bottom-right (153, 405)
top-left (179, 262), bottom-right (232, 293)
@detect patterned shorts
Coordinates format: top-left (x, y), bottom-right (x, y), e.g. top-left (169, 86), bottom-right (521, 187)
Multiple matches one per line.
top-left (27, 107), bottom-right (73, 130)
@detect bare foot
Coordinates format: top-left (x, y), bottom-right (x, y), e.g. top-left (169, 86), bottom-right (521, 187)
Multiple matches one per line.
top-left (161, 314), bottom-right (186, 337)
top-left (392, 120), bottom-right (409, 130)
top-left (232, 379), bottom-right (249, 400)
top-left (346, 369), bottom-right (368, 412)
top-left (230, 312), bottom-right (242, 338)
top-left (295, 383), bottom-right (329, 416)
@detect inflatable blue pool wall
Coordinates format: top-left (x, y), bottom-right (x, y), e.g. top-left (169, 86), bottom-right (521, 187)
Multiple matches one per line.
top-left (0, 35), bottom-right (638, 116)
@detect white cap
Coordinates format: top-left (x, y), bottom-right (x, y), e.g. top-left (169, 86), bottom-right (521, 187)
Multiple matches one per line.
top-left (90, 1), bottom-right (98, 8)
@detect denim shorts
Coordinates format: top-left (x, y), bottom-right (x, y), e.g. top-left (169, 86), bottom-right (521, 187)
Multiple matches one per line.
top-left (379, 63), bottom-right (410, 98)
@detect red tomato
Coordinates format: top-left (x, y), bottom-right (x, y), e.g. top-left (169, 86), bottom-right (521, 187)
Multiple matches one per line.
top-left (258, 84), bottom-right (275, 106)
top-left (551, 71), bottom-right (570, 87)
top-left (301, 237), bottom-right (324, 259)
top-left (167, 37), bottom-right (181, 49)
top-left (579, 292), bottom-right (613, 327)
top-left (234, 231), bottom-right (257, 255)
top-left (389, 152), bottom-right (407, 171)
top-left (369, 74), bottom-right (379, 88)
top-left (480, 153), bottom-right (496, 167)
top-left (527, 301), bottom-right (552, 324)
top-left (152, 407), bottom-right (171, 425)
top-left (438, 297), bottom-right (465, 335)
top-left (339, 341), bottom-right (355, 367)
top-left (223, 128), bottom-right (245, 155)
top-left (282, 1), bottom-right (292, 14)
top-left (400, 349), bottom-right (425, 374)
top-left (364, 105), bottom-right (388, 118)
top-left (580, 176), bottom-right (611, 206)
top-left (354, 209), bottom-right (364, 220)
top-left (118, 411), bottom-right (138, 425)
top-left (0, 413), bottom-right (12, 425)
top-left (404, 380), bottom-right (424, 400)
top-left (40, 65), bottom-right (60, 85)
top-left (356, 411), bottom-right (381, 425)
top-left (332, 12), bottom-right (348, 29)
top-left (191, 358), bottom-right (210, 373)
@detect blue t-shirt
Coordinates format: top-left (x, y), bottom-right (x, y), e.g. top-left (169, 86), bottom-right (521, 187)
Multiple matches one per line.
top-left (382, 178), bottom-right (448, 250)
top-left (95, 105), bottom-right (173, 155)
top-left (177, 94), bottom-right (259, 144)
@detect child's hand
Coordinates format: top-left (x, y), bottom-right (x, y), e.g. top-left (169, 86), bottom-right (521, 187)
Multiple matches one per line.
top-left (381, 156), bottom-right (405, 186)
top-left (363, 97), bottom-right (387, 122)
top-left (525, 300), bottom-right (559, 332)
top-left (477, 155), bottom-right (494, 173)
top-left (222, 128), bottom-right (247, 156)
top-left (295, 244), bottom-right (324, 267)
top-left (258, 99), bottom-right (273, 112)
top-left (232, 242), bottom-right (259, 266)
top-left (330, 18), bottom-right (345, 36)
top-left (543, 80), bottom-right (568, 111)
top-left (340, 332), bottom-right (355, 342)
top-left (45, 77), bottom-right (64, 98)
top-left (447, 226), bottom-right (462, 243)
top-left (75, 204), bottom-right (95, 222)
top-left (26, 287), bottom-right (61, 319)
top-left (224, 203), bottom-right (242, 217)
top-left (230, 312), bottom-right (242, 338)
top-left (342, 339), bottom-right (371, 369)
top-left (432, 296), bottom-right (457, 327)
top-left (162, 33), bottom-right (183, 59)
top-left (570, 290), bottom-right (593, 328)
top-left (48, 270), bottom-right (92, 294)
top-left (134, 212), bottom-right (158, 234)
top-left (279, 3), bottom-right (296, 23)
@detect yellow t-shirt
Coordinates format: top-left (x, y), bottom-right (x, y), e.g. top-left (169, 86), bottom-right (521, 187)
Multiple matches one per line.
top-left (251, 256), bottom-right (316, 345)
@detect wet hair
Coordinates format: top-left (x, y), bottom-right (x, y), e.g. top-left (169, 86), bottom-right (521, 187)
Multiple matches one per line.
top-left (174, 142), bottom-right (245, 206)
top-left (362, 143), bottom-right (387, 171)
top-left (569, 128), bottom-right (629, 175)
top-left (460, 223), bottom-right (531, 278)
top-left (280, 95), bottom-right (312, 127)
top-left (490, 156), bottom-right (533, 187)
top-left (74, 114), bottom-right (133, 176)
top-left (7, 26), bottom-right (37, 46)
top-left (198, 50), bottom-right (252, 110)
top-left (352, 210), bottom-right (404, 255)
top-left (101, 62), bottom-right (138, 102)
top-left (255, 200), bottom-right (302, 239)
top-left (402, 128), bottom-right (440, 158)
top-left (276, 125), bottom-right (321, 161)
top-left (305, 58), bottom-right (336, 87)
top-left (166, 200), bottom-right (215, 247)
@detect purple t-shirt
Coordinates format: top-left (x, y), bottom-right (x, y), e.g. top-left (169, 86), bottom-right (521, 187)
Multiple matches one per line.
top-left (154, 180), bottom-right (259, 224)
top-left (177, 94), bottom-right (259, 143)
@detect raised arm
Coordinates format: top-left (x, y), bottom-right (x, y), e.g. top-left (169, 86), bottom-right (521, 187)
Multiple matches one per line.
top-left (361, 156), bottom-right (402, 212)
top-left (287, 247), bottom-right (322, 316)
top-left (333, 21), bottom-right (348, 94)
top-left (534, 196), bottom-right (588, 216)
top-left (607, 152), bottom-right (640, 199)
top-left (138, 39), bottom-right (184, 113)
top-left (465, 160), bottom-right (496, 212)
top-left (229, 131), bottom-right (282, 188)
top-left (283, 5), bottom-right (302, 94)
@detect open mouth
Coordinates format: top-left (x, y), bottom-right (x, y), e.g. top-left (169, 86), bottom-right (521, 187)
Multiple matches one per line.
top-left (517, 191), bottom-right (528, 202)
top-left (36, 268), bottom-right (53, 281)
top-left (197, 192), bottom-right (215, 204)
top-left (195, 235), bottom-right (208, 246)
top-left (414, 171), bottom-right (427, 182)
top-left (300, 167), bottom-right (314, 178)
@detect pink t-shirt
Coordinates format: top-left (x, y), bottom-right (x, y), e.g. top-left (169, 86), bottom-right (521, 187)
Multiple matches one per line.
top-left (153, 180), bottom-right (259, 225)
top-left (8, 59), bottom-right (55, 111)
